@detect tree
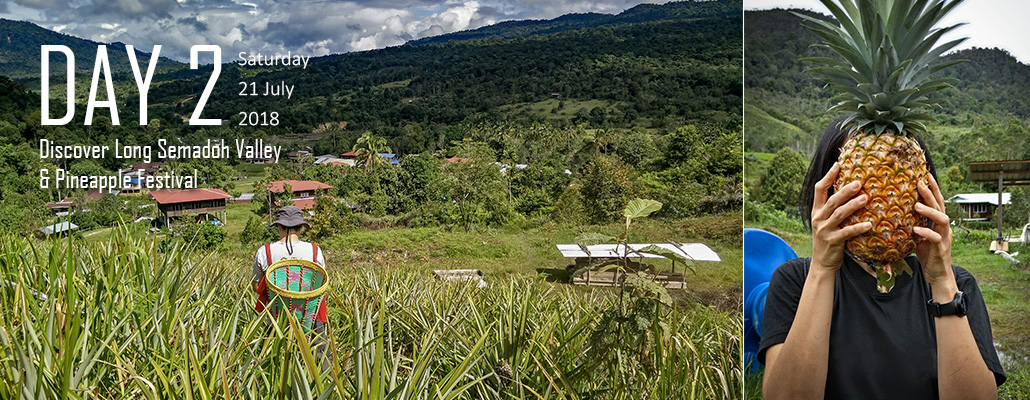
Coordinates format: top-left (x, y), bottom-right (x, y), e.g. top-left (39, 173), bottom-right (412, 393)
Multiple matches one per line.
top-left (0, 192), bottom-right (48, 234)
top-left (179, 222), bottom-right (228, 250)
top-left (757, 147), bottom-right (807, 212)
top-left (278, 183), bottom-right (295, 208)
top-left (553, 184), bottom-right (588, 225)
top-left (1004, 187), bottom-right (1030, 230)
top-left (612, 128), bottom-right (660, 169)
top-left (167, 159), bottom-right (237, 192)
top-left (510, 165), bottom-right (570, 216)
top-left (443, 140), bottom-right (506, 232)
top-left (240, 216), bottom-right (274, 245)
top-left (307, 195), bottom-right (354, 239)
top-left (90, 193), bottom-right (128, 226)
top-left (580, 155), bottom-right (634, 224)
top-left (941, 165), bottom-right (964, 195)
top-left (398, 153), bottom-right (444, 212)
top-left (663, 125), bottom-right (704, 168)
top-left (353, 131), bottom-right (392, 171)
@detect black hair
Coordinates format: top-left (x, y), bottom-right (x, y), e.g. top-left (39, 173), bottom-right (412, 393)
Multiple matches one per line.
top-left (799, 117), bottom-right (938, 230)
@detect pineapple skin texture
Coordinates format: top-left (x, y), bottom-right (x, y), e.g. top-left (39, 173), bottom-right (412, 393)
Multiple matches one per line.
top-left (834, 131), bottom-right (929, 265)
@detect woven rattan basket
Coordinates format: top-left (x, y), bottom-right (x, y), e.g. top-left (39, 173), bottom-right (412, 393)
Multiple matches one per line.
top-left (264, 259), bottom-right (329, 332)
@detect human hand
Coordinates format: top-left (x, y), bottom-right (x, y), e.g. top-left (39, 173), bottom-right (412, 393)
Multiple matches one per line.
top-left (810, 162), bottom-right (872, 274)
top-left (913, 174), bottom-right (956, 294)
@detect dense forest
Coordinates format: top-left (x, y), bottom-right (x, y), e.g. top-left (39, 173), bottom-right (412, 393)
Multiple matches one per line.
top-left (0, 0), bottom-right (743, 235)
top-left (744, 9), bottom-right (1030, 229)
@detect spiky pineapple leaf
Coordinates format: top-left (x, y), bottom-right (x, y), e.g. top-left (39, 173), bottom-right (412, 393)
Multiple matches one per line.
top-left (799, 0), bottom-right (969, 135)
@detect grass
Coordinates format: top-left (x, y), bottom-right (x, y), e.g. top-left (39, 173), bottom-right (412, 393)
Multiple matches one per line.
top-left (316, 216), bottom-right (743, 296)
top-left (233, 163), bottom-right (268, 193)
top-left (224, 201), bottom-right (263, 237)
top-left (743, 216), bottom-right (1030, 398)
top-left (500, 99), bottom-right (619, 122)
top-left (742, 104), bottom-right (808, 154)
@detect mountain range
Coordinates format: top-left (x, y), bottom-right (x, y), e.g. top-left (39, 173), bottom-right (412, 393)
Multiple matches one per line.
top-left (744, 9), bottom-right (1030, 155)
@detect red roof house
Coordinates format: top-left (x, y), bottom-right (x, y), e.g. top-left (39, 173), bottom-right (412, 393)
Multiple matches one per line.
top-left (150, 188), bottom-right (231, 224)
top-left (150, 188), bottom-right (232, 204)
top-left (265, 180), bottom-right (333, 210)
top-left (266, 180), bottom-right (332, 195)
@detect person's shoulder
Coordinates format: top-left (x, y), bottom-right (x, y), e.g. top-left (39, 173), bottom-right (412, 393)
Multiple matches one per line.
top-left (951, 265), bottom-right (980, 290)
top-left (776, 257), bottom-right (811, 275)
top-left (770, 257), bottom-right (811, 286)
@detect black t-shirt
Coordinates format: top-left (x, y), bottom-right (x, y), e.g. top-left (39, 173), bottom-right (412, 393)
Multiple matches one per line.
top-left (758, 255), bottom-right (1006, 399)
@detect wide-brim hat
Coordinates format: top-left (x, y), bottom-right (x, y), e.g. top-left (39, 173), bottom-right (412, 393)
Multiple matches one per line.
top-left (272, 206), bottom-right (308, 228)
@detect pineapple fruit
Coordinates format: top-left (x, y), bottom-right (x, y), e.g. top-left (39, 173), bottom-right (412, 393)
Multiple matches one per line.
top-left (797, 0), bottom-right (967, 292)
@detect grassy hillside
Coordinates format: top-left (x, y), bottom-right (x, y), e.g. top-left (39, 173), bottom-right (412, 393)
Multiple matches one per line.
top-left (742, 104), bottom-right (810, 155)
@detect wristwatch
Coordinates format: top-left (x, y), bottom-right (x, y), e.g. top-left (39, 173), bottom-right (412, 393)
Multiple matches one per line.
top-left (927, 291), bottom-right (967, 318)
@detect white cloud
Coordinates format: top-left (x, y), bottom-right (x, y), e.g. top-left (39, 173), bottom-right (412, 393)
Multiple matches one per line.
top-left (2, 0), bottom-right (661, 61)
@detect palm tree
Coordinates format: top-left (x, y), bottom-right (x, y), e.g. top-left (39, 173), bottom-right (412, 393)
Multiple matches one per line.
top-left (352, 131), bottom-right (392, 171)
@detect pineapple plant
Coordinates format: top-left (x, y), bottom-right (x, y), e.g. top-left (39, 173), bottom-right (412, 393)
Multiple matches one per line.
top-left (797, 0), bottom-right (968, 292)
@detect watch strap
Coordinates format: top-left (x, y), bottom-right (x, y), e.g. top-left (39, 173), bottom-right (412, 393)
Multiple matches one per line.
top-left (927, 290), bottom-right (966, 317)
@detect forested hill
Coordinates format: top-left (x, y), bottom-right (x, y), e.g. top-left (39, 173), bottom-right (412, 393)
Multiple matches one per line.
top-left (408, 0), bottom-right (741, 46)
top-left (0, 0), bottom-right (741, 145)
top-left (191, 11), bottom-right (743, 135)
top-left (0, 18), bottom-right (185, 80)
top-left (744, 9), bottom-right (1030, 155)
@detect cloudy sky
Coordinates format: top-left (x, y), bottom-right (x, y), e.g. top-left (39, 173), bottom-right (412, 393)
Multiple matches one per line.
top-left (0, 0), bottom-right (672, 61)
top-left (747, 0), bottom-right (1030, 64)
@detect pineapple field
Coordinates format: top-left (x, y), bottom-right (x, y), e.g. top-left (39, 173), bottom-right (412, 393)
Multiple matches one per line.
top-left (0, 215), bottom-right (743, 399)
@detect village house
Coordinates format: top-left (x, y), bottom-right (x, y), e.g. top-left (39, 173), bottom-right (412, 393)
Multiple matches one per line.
top-left (947, 193), bottom-right (1011, 221)
top-left (287, 150), bottom-right (312, 160)
top-left (39, 221), bottom-right (78, 237)
top-left (150, 188), bottom-right (232, 226)
top-left (229, 193), bottom-right (255, 204)
top-left (314, 153), bottom-right (355, 167)
top-left (266, 180), bottom-right (333, 210)
top-left (45, 189), bottom-right (117, 216)
top-left (339, 151), bottom-right (399, 166)
top-left (119, 162), bottom-right (165, 196)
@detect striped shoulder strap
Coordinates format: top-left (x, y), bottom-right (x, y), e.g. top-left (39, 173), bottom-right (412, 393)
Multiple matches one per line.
top-left (264, 243), bottom-right (273, 265)
top-left (312, 242), bottom-right (319, 263)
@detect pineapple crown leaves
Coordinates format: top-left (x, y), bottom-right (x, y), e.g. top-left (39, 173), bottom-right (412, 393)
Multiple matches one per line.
top-left (795, 0), bottom-right (969, 135)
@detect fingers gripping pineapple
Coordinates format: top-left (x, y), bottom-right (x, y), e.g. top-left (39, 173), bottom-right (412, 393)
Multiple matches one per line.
top-left (797, 0), bottom-right (967, 292)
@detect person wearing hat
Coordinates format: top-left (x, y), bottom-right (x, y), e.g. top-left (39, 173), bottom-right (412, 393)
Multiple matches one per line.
top-left (251, 206), bottom-right (331, 367)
